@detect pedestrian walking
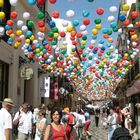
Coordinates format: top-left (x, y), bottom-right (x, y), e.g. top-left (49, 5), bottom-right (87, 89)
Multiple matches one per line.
top-left (13, 103), bottom-right (33, 140)
top-left (0, 98), bottom-right (14, 140)
top-left (95, 108), bottom-right (100, 127)
top-left (107, 106), bottom-right (119, 140)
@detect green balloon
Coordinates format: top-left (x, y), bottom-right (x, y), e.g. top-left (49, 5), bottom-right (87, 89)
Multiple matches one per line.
top-left (107, 30), bottom-right (112, 35)
top-left (33, 50), bottom-right (36, 54)
top-left (82, 35), bottom-right (87, 40)
top-left (59, 56), bottom-right (63, 60)
top-left (106, 51), bottom-right (111, 55)
top-left (48, 31), bottom-right (54, 37)
top-left (80, 45), bottom-right (85, 49)
top-left (37, 12), bottom-right (45, 19)
top-left (27, 20), bottom-right (34, 28)
top-left (51, 40), bottom-right (57, 45)
top-left (88, 56), bottom-right (92, 60)
top-left (94, 18), bottom-right (101, 24)
top-left (71, 48), bottom-right (75, 52)
top-left (52, 27), bottom-right (58, 33)
top-left (61, 49), bottom-right (67, 54)
top-left (40, 45), bottom-right (44, 51)
top-left (82, 53), bottom-right (86, 57)
top-left (129, 50), bottom-right (133, 55)
top-left (113, 27), bottom-right (118, 32)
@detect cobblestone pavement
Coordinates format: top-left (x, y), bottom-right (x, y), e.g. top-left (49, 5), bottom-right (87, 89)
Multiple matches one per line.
top-left (88, 115), bottom-right (108, 140)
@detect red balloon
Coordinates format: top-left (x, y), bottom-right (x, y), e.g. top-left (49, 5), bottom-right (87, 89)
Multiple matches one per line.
top-left (17, 38), bottom-right (22, 42)
top-left (52, 11), bottom-right (60, 18)
top-left (98, 52), bottom-right (102, 56)
top-left (96, 8), bottom-right (104, 15)
top-left (49, 0), bottom-right (56, 4)
top-left (93, 47), bottom-right (98, 51)
top-left (83, 18), bottom-right (90, 26)
top-left (72, 40), bottom-right (77, 45)
top-left (38, 20), bottom-right (45, 27)
top-left (76, 32), bottom-right (83, 38)
top-left (7, 20), bottom-right (14, 26)
top-left (123, 19), bottom-right (130, 26)
top-left (60, 31), bottom-right (66, 37)
top-left (32, 45), bottom-right (36, 50)
top-left (96, 60), bottom-right (99, 64)
top-left (88, 45), bottom-right (93, 49)
top-left (10, 11), bottom-right (17, 19)
top-left (71, 31), bottom-right (77, 37)
top-left (131, 11), bottom-right (139, 19)
top-left (37, 0), bottom-right (45, 5)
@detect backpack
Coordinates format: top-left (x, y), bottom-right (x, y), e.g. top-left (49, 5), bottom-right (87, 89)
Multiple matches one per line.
top-left (13, 111), bottom-right (20, 136)
top-left (111, 127), bottom-right (132, 140)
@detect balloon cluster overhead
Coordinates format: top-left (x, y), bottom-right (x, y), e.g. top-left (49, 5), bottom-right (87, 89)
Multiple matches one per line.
top-left (0, 0), bottom-right (140, 97)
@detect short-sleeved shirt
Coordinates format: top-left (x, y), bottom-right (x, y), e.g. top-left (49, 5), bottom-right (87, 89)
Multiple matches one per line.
top-left (0, 108), bottom-right (12, 140)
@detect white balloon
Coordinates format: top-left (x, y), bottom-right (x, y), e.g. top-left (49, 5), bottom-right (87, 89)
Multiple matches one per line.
top-left (62, 20), bottom-right (68, 27)
top-left (47, 59), bottom-right (51, 63)
top-left (132, 41), bottom-right (137, 46)
top-left (63, 41), bottom-right (67, 45)
top-left (17, 20), bottom-right (24, 28)
top-left (135, 49), bottom-right (139, 53)
top-left (90, 39), bottom-right (96, 44)
top-left (127, 24), bottom-right (133, 28)
top-left (107, 16), bottom-right (115, 22)
top-left (0, 26), bottom-right (5, 36)
top-left (133, 52), bottom-right (137, 56)
top-left (80, 25), bottom-right (86, 31)
top-left (19, 35), bottom-right (25, 40)
top-left (127, 40), bottom-right (130, 45)
top-left (21, 25), bottom-right (28, 32)
top-left (109, 6), bottom-right (117, 13)
top-left (38, 37), bottom-right (44, 41)
top-left (10, 0), bottom-right (18, 6)
top-left (98, 43), bottom-right (103, 48)
top-left (33, 40), bottom-right (38, 44)
top-left (23, 12), bottom-right (30, 20)
top-left (82, 30), bottom-right (88, 35)
top-left (118, 28), bottom-right (122, 34)
top-left (130, 55), bottom-right (135, 59)
top-left (66, 10), bottom-right (75, 18)
top-left (52, 45), bottom-right (57, 49)
top-left (94, 57), bottom-right (97, 61)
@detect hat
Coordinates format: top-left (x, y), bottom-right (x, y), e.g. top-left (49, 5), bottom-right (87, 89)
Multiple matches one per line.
top-left (1, 98), bottom-right (14, 106)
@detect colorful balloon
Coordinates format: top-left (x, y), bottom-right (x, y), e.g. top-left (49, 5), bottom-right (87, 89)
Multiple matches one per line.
top-left (96, 7), bottom-right (104, 15)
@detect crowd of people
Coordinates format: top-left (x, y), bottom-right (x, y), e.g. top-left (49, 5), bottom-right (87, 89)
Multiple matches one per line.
top-left (0, 97), bottom-right (140, 140)
top-left (0, 98), bottom-right (92, 140)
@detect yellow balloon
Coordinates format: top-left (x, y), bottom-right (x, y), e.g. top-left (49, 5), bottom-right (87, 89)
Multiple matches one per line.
top-left (103, 59), bottom-right (107, 63)
top-left (131, 34), bottom-right (137, 40)
top-left (92, 28), bottom-right (98, 35)
top-left (70, 50), bottom-right (74, 54)
top-left (16, 30), bottom-right (22, 36)
top-left (81, 40), bottom-right (86, 45)
top-left (54, 61), bottom-right (57, 65)
top-left (36, 48), bottom-right (40, 53)
top-left (110, 64), bottom-right (114, 68)
top-left (96, 24), bottom-right (102, 30)
top-left (10, 33), bottom-right (15, 39)
top-left (0, 0), bottom-right (4, 7)
top-left (77, 66), bottom-right (81, 70)
top-left (16, 42), bottom-right (21, 46)
top-left (0, 11), bottom-right (5, 19)
top-left (105, 54), bottom-right (109, 58)
top-left (30, 35), bottom-right (35, 41)
top-left (40, 51), bottom-right (43, 56)
top-left (54, 33), bottom-right (59, 38)
top-left (50, 67), bottom-right (53, 70)
top-left (66, 56), bottom-right (70, 61)
top-left (66, 26), bottom-right (73, 32)
top-left (14, 43), bottom-right (18, 49)
top-left (124, 53), bottom-right (128, 57)
top-left (122, 4), bottom-right (130, 11)
top-left (25, 39), bottom-right (30, 44)
top-left (61, 45), bottom-right (67, 50)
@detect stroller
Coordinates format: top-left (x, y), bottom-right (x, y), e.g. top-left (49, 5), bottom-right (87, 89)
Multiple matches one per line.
top-left (111, 127), bottom-right (132, 140)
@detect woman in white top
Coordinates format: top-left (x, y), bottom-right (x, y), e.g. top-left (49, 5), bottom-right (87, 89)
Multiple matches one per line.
top-left (107, 106), bottom-right (118, 140)
top-left (34, 109), bottom-right (47, 140)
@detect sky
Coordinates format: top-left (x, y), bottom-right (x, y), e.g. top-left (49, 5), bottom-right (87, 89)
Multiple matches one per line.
top-left (51, 0), bottom-right (120, 64)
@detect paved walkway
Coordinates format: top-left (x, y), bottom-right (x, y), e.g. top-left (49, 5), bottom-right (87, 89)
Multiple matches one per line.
top-left (88, 116), bottom-right (108, 140)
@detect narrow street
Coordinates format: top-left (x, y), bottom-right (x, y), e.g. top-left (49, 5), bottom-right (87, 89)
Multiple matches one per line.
top-left (89, 116), bottom-right (108, 140)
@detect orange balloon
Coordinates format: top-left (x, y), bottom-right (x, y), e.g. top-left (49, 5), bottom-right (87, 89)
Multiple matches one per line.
top-left (76, 32), bottom-right (83, 38)
top-left (103, 34), bottom-right (109, 39)
top-left (71, 30), bottom-right (77, 37)
top-left (108, 38), bottom-right (113, 43)
top-left (39, 27), bottom-right (45, 32)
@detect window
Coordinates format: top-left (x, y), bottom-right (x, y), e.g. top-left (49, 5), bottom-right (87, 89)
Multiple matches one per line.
top-left (1, 0), bottom-right (11, 42)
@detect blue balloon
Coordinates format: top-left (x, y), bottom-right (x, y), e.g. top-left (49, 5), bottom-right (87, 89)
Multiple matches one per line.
top-left (101, 46), bottom-right (106, 50)
top-left (49, 20), bottom-right (56, 28)
top-left (92, 36), bottom-right (97, 39)
top-left (106, 42), bottom-right (111, 47)
top-left (102, 28), bottom-right (109, 34)
top-left (27, 0), bottom-right (36, 6)
top-left (82, 10), bottom-right (90, 17)
top-left (26, 31), bottom-right (32, 37)
top-left (28, 46), bottom-right (32, 52)
top-left (72, 20), bottom-right (79, 26)
top-left (119, 15), bottom-right (126, 22)
top-left (110, 22), bottom-right (117, 28)
top-left (42, 40), bottom-right (48, 46)
top-left (42, 49), bottom-right (47, 53)
top-left (99, 40), bottom-right (104, 44)
top-left (5, 25), bottom-right (12, 30)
